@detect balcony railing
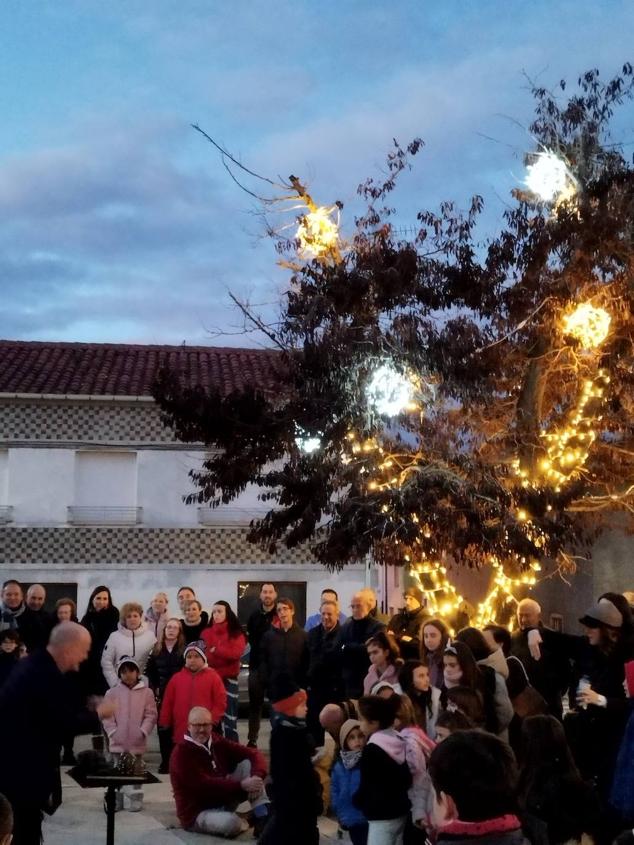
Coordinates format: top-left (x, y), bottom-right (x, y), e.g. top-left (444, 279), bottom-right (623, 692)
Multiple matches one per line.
top-left (197, 507), bottom-right (258, 526)
top-left (67, 506), bottom-right (143, 525)
top-left (0, 506), bottom-right (13, 524)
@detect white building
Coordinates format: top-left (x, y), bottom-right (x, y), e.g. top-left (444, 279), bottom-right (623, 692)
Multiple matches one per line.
top-left (0, 339), bottom-right (366, 621)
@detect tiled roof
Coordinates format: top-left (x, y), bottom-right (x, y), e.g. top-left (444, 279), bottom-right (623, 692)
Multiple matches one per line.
top-left (0, 340), bottom-right (284, 398)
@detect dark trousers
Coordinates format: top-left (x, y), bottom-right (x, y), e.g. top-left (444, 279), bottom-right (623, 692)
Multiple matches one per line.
top-left (247, 669), bottom-right (266, 744)
top-left (349, 823), bottom-right (369, 845)
top-left (11, 803), bottom-right (43, 845)
top-left (158, 725), bottom-right (173, 772)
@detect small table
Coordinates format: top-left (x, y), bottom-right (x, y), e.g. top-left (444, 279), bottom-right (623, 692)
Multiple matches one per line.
top-left (68, 768), bottom-right (161, 845)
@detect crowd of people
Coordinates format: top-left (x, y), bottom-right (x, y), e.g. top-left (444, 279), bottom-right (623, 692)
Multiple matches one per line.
top-left (0, 577), bottom-right (633, 845)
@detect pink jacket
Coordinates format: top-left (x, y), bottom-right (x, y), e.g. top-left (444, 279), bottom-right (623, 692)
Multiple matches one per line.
top-left (102, 680), bottom-right (158, 754)
top-left (363, 662), bottom-right (402, 695)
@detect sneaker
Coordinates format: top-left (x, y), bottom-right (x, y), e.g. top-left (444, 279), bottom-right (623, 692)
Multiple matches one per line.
top-left (246, 740), bottom-right (257, 749)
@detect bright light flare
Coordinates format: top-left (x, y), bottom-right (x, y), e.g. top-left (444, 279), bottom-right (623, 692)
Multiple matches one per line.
top-left (525, 151), bottom-right (576, 205)
top-left (366, 363), bottom-right (416, 417)
top-left (295, 434), bottom-right (322, 454)
top-left (562, 303), bottom-right (611, 349)
top-left (296, 206), bottom-right (339, 258)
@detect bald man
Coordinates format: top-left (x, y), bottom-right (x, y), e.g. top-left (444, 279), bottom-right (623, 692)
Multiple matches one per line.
top-left (24, 584), bottom-right (55, 651)
top-left (0, 622), bottom-right (91, 844)
top-left (510, 598), bottom-right (570, 719)
top-left (336, 591), bottom-right (385, 699)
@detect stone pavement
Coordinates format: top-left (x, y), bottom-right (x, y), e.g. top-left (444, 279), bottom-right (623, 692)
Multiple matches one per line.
top-left (40, 722), bottom-right (343, 845)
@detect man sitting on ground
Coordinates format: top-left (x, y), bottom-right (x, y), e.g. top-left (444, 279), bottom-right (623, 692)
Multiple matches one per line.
top-left (170, 706), bottom-right (269, 838)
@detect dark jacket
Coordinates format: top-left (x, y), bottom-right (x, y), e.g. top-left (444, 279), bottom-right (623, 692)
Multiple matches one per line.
top-left (180, 618), bottom-right (208, 644)
top-left (0, 650), bottom-right (19, 688)
top-left (246, 604), bottom-right (279, 670)
top-left (387, 606), bottom-right (429, 660)
top-left (259, 716), bottom-right (323, 845)
top-left (337, 615), bottom-right (386, 699)
top-left (170, 732), bottom-right (267, 829)
top-left (0, 649), bottom-right (76, 808)
top-left (520, 770), bottom-right (601, 845)
top-left (146, 644), bottom-right (185, 702)
top-left (19, 607), bottom-right (55, 652)
top-left (260, 623), bottom-right (309, 693)
top-left (353, 734), bottom-right (411, 821)
top-left (307, 622), bottom-right (342, 703)
top-left (511, 625), bottom-right (570, 718)
top-left (79, 600), bottom-right (120, 696)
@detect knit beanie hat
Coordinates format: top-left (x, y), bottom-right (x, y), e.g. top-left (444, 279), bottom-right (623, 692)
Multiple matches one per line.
top-left (117, 655), bottom-right (140, 676)
top-left (339, 719), bottom-right (362, 750)
top-left (270, 673), bottom-right (307, 717)
top-left (404, 585), bottom-right (424, 606)
top-left (184, 641), bottom-right (207, 663)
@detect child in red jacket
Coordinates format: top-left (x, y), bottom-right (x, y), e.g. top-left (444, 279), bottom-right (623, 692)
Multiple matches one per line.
top-left (159, 642), bottom-right (226, 744)
top-left (202, 601), bottom-right (246, 741)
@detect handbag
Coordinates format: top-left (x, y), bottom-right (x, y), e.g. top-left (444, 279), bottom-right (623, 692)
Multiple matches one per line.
top-left (511, 658), bottom-right (548, 718)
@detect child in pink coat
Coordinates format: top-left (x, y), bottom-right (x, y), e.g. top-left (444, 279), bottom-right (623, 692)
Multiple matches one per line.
top-left (101, 655), bottom-right (157, 811)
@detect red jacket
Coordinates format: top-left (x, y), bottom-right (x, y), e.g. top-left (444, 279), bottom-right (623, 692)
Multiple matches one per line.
top-left (158, 666), bottom-right (227, 742)
top-left (201, 622), bottom-right (246, 680)
top-left (170, 733), bottom-right (267, 829)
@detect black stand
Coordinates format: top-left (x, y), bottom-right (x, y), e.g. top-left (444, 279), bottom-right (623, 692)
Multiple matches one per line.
top-left (68, 769), bottom-right (161, 845)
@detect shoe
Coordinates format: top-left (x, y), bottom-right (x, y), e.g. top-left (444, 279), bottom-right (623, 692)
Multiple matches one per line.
top-left (158, 763), bottom-right (169, 775)
top-left (247, 740), bottom-right (257, 748)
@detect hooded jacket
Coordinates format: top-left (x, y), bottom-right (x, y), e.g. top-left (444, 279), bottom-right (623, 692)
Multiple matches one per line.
top-left (170, 732), bottom-right (267, 829)
top-left (101, 678), bottom-right (157, 754)
top-left (353, 728), bottom-right (412, 821)
top-left (201, 621), bottom-right (246, 680)
top-left (79, 586), bottom-right (120, 696)
top-left (399, 725), bottom-right (435, 823)
top-left (158, 665), bottom-right (227, 741)
top-left (363, 661), bottom-right (402, 696)
top-left (101, 622), bottom-right (157, 688)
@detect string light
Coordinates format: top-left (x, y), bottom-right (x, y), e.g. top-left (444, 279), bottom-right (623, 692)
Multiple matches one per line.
top-left (562, 303), bottom-right (611, 349)
top-left (525, 151), bottom-right (577, 206)
top-left (366, 363), bottom-right (418, 416)
top-left (410, 562), bottom-right (464, 632)
top-left (296, 206), bottom-right (339, 258)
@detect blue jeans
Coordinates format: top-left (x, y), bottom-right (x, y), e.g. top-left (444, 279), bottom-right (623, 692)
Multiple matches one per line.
top-left (223, 676), bottom-right (239, 742)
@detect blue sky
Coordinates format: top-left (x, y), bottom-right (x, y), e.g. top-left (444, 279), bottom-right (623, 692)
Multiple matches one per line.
top-left (1, 1), bottom-right (633, 345)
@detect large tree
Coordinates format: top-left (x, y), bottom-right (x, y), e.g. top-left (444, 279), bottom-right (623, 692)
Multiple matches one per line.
top-left (154, 66), bottom-right (634, 599)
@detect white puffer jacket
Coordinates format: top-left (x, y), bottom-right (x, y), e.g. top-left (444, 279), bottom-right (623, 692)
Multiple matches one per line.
top-left (101, 622), bottom-right (157, 688)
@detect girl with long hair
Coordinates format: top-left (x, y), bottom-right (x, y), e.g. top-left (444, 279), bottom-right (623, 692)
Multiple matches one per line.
top-left (441, 642), bottom-right (501, 735)
top-left (146, 617), bottom-right (185, 773)
top-left (420, 619), bottom-right (449, 689)
top-left (398, 660), bottom-right (441, 740)
top-left (201, 600), bottom-right (246, 741)
top-left (79, 585), bottom-right (120, 697)
top-left (363, 631), bottom-right (403, 695)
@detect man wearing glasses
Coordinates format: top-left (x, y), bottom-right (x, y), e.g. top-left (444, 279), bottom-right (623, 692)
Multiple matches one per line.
top-left (170, 706), bottom-right (270, 838)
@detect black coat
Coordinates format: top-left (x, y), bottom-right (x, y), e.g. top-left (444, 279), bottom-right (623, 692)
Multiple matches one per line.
top-left (18, 607), bottom-right (55, 652)
top-left (246, 604), bottom-right (278, 670)
top-left (258, 718), bottom-right (322, 845)
top-left (353, 740), bottom-right (411, 821)
top-left (387, 606), bottom-right (429, 660)
top-left (0, 651), bottom-right (19, 688)
top-left (260, 623), bottom-right (309, 693)
top-left (146, 644), bottom-right (185, 702)
top-left (511, 625), bottom-right (571, 718)
top-left (337, 615), bottom-right (386, 699)
top-left (307, 622), bottom-right (342, 703)
top-left (180, 618), bottom-right (208, 644)
top-left (0, 649), bottom-right (76, 808)
top-left (79, 605), bottom-right (120, 696)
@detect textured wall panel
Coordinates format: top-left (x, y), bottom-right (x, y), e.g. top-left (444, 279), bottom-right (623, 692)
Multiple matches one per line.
top-left (0, 526), bottom-right (316, 566)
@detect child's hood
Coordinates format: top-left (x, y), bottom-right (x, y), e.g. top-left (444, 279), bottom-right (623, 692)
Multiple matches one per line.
top-left (368, 728), bottom-right (407, 764)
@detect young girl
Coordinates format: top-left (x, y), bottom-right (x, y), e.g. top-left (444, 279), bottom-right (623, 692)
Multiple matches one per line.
top-left (434, 709), bottom-right (473, 742)
top-left (0, 630), bottom-right (20, 687)
top-left (101, 602), bottom-right (157, 688)
top-left (442, 642), bottom-right (501, 736)
top-left (331, 720), bottom-right (368, 845)
top-left (394, 694), bottom-right (435, 841)
top-left (201, 600), bottom-right (246, 742)
top-left (354, 695), bottom-right (412, 845)
top-left (363, 631), bottom-right (403, 695)
top-left (421, 620), bottom-right (450, 689)
top-left (399, 660), bottom-right (441, 740)
top-left (146, 617), bottom-right (185, 773)
top-left (101, 656), bottom-right (157, 811)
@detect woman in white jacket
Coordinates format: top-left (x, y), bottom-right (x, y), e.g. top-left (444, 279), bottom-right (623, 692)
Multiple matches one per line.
top-left (101, 601), bottom-right (157, 688)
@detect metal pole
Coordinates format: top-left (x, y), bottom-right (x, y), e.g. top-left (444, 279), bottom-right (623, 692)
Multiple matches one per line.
top-left (105, 785), bottom-right (117, 845)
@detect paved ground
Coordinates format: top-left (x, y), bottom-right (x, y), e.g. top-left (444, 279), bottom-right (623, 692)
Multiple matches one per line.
top-left (41, 721), bottom-right (342, 844)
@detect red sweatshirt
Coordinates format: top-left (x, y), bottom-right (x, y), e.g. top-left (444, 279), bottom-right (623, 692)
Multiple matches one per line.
top-left (201, 622), bottom-right (246, 680)
top-left (159, 666), bottom-right (227, 741)
top-left (170, 733), bottom-right (267, 829)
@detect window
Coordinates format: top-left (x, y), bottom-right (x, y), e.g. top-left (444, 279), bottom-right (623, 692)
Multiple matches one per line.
top-left (70, 451), bottom-right (140, 524)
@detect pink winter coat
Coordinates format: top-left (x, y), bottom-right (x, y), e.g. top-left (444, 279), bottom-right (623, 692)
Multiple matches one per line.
top-left (363, 662), bottom-right (402, 695)
top-left (102, 680), bottom-right (158, 754)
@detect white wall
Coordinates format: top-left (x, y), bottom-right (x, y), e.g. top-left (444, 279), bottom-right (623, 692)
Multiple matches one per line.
top-left (75, 451), bottom-right (137, 507)
top-left (0, 450), bottom-right (7, 505)
top-left (9, 448), bottom-right (74, 524)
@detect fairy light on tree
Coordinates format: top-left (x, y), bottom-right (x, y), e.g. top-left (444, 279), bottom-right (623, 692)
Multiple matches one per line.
top-left (366, 363), bottom-right (418, 417)
top-left (562, 302), bottom-right (611, 350)
top-left (525, 150), bottom-right (578, 206)
top-left (296, 206), bottom-right (340, 259)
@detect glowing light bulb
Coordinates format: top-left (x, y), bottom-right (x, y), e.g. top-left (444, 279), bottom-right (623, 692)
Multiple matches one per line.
top-left (525, 151), bottom-right (576, 204)
top-left (562, 303), bottom-right (611, 349)
top-left (296, 206), bottom-right (339, 258)
top-left (366, 363), bottom-right (416, 416)
top-left (295, 433), bottom-right (321, 454)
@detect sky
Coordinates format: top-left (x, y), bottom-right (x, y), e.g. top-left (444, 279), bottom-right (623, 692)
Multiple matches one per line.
top-left (1, 1), bottom-right (633, 347)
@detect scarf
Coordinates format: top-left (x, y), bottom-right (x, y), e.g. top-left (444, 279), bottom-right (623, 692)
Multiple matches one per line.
top-left (441, 814), bottom-right (522, 836)
top-left (340, 749), bottom-right (362, 770)
top-left (1, 602), bottom-right (25, 620)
